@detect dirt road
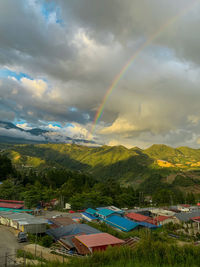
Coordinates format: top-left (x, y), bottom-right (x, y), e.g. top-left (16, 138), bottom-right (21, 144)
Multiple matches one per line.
top-left (0, 225), bottom-right (21, 265)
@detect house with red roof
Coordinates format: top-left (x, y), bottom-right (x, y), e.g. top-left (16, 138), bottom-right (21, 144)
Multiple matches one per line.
top-left (73, 233), bottom-right (124, 255)
top-left (126, 212), bottom-right (152, 223)
top-left (0, 199), bottom-right (24, 209)
top-left (191, 216), bottom-right (200, 230)
top-left (156, 215), bottom-right (175, 226)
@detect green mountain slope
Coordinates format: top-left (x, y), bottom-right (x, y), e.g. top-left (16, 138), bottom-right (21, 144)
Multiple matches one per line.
top-left (2, 143), bottom-right (200, 192)
top-left (144, 144), bottom-right (182, 161)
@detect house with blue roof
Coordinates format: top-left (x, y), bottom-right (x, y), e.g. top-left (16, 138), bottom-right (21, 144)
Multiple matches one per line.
top-left (103, 215), bottom-right (139, 232)
top-left (137, 221), bottom-right (158, 229)
top-left (97, 206), bottom-right (124, 215)
top-left (81, 212), bottom-right (98, 222)
top-left (85, 208), bottom-right (97, 216)
top-left (96, 208), bottom-right (118, 220)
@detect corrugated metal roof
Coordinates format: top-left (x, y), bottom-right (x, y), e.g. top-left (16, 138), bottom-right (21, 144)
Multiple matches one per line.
top-left (0, 203), bottom-right (24, 209)
top-left (104, 206), bottom-right (124, 214)
top-left (85, 208), bottom-right (97, 215)
top-left (96, 209), bottom-right (115, 217)
top-left (175, 210), bottom-right (200, 222)
top-left (46, 224), bottom-right (101, 241)
top-left (126, 212), bottom-right (150, 222)
top-left (156, 215), bottom-right (171, 222)
top-left (49, 217), bottom-right (76, 227)
top-left (59, 236), bottom-right (75, 249)
top-left (0, 208), bottom-right (32, 213)
top-left (75, 233), bottom-right (124, 248)
top-left (81, 212), bottom-right (97, 220)
top-left (105, 215), bottom-right (138, 232)
top-left (0, 211), bottom-right (47, 224)
top-left (191, 216), bottom-right (200, 222)
top-left (145, 217), bottom-right (157, 225)
top-left (97, 206), bottom-right (124, 214)
top-left (0, 199), bottom-right (24, 204)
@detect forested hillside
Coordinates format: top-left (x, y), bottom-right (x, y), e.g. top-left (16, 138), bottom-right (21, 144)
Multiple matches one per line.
top-left (1, 143), bottom-right (200, 207)
top-left (1, 143), bottom-right (200, 195)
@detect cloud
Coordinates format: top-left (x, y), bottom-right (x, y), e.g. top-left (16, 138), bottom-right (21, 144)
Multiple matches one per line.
top-left (0, 127), bottom-right (45, 141)
top-left (1, 0), bottom-right (200, 148)
top-left (16, 122), bottom-right (32, 130)
top-left (47, 124), bottom-right (61, 130)
top-left (100, 117), bottom-right (138, 135)
top-left (21, 78), bottom-right (47, 98)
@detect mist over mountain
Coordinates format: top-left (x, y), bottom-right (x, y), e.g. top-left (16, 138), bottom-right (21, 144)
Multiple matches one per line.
top-left (0, 121), bottom-right (97, 146)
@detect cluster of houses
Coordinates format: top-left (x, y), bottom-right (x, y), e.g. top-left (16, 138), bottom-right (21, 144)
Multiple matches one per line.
top-left (46, 204), bottom-right (200, 255)
top-left (46, 208), bottom-right (141, 255)
top-left (2, 198), bottom-right (200, 256)
top-left (82, 206), bottom-right (160, 230)
top-left (46, 220), bottom-right (127, 255)
top-left (126, 204), bottom-right (200, 230)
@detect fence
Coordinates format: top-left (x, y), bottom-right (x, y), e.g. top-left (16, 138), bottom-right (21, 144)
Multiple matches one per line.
top-left (0, 251), bottom-right (45, 267)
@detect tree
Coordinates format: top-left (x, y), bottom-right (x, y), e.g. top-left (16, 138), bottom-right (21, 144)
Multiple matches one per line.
top-left (69, 192), bottom-right (112, 210)
top-left (186, 192), bottom-right (195, 204)
top-left (0, 179), bottom-right (22, 199)
top-left (152, 189), bottom-right (175, 205)
top-left (0, 155), bottom-right (14, 180)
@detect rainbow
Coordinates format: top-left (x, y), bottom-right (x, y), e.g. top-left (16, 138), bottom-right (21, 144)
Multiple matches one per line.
top-left (89, 0), bottom-right (199, 138)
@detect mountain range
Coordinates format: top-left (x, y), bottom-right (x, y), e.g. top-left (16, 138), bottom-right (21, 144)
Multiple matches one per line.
top-left (1, 141), bottom-right (200, 194)
top-left (0, 121), bottom-right (96, 145)
top-left (2, 121), bottom-right (200, 194)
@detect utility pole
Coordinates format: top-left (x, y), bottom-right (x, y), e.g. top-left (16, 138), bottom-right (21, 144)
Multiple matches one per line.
top-left (23, 250), bottom-right (26, 267)
top-left (35, 226), bottom-right (38, 258)
top-left (4, 252), bottom-right (7, 267)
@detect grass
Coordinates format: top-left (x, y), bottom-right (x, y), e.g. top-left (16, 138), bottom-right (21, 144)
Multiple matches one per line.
top-left (31, 243), bottom-right (200, 267)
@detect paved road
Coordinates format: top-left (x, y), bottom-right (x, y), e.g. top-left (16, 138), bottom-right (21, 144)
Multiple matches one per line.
top-left (0, 225), bottom-right (21, 265)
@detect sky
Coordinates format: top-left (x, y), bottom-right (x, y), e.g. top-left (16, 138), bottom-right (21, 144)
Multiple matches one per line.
top-left (1, 0), bottom-right (200, 148)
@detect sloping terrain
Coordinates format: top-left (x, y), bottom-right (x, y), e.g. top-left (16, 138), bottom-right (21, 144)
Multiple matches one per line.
top-left (2, 143), bottom-right (200, 192)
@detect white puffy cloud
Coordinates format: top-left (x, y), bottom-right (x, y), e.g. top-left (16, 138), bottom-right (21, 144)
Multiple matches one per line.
top-left (21, 78), bottom-right (47, 98)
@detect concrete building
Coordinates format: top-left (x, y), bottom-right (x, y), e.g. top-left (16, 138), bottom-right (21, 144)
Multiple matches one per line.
top-left (155, 215), bottom-right (176, 226)
top-left (150, 208), bottom-right (175, 217)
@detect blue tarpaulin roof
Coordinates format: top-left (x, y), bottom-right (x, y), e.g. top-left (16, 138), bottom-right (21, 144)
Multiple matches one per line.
top-left (105, 215), bottom-right (139, 232)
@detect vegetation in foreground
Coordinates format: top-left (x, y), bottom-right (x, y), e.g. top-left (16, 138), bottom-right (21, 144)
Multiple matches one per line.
top-left (29, 237), bottom-right (200, 267)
